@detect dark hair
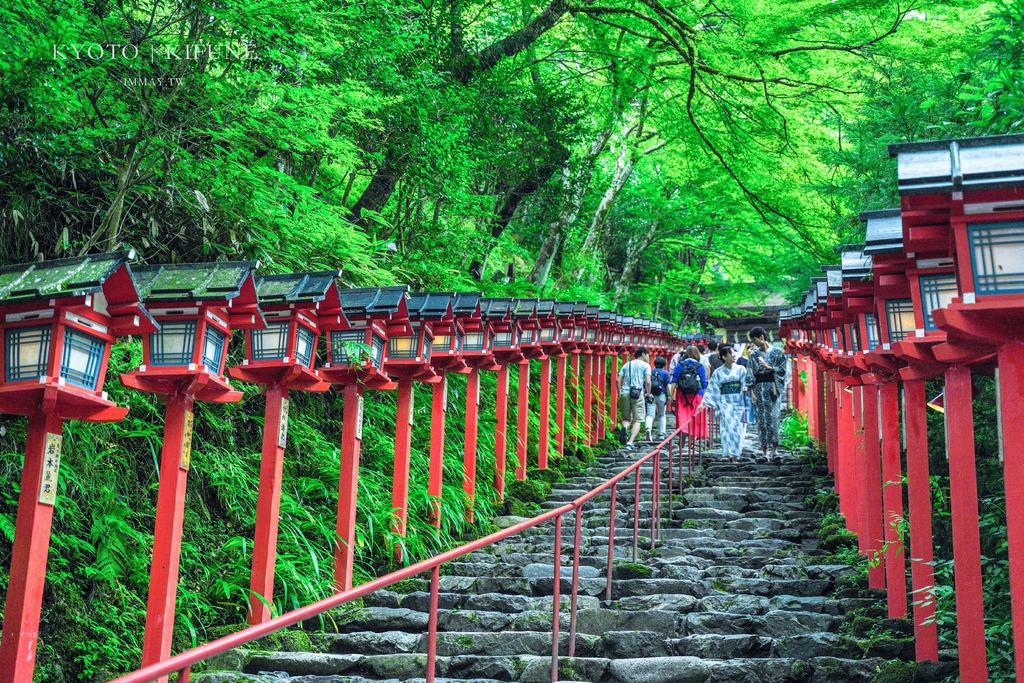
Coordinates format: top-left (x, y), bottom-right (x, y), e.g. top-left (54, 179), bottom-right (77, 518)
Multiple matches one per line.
top-left (708, 340), bottom-right (719, 351)
top-left (748, 326), bottom-right (767, 341)
top-left (634, 346), bottom-right (649, 358)
top-left (718, 344), bottom-right (733, 359)
top-left (654, 356), bottom-right (666, 369)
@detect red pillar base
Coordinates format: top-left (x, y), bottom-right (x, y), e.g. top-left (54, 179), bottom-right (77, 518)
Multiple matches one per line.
top-left (999, 342), bottom-right (1024, 680)
top-left (141, 395), bottom-right (196, 678)
top-left (945, 365), bottom-right (988, 682)
top-left (904, 379), bottom-right (939, 661)
top-left (515, 361), bottom-right (530, 480)
top-left (334, 385), bottom-right (364, 592)
top-left (464, 370), bottom-right (480, 521)
top-left (248, 386), bottom-right (289, 625)
top-left (0, 413), bottom-right (65, 683)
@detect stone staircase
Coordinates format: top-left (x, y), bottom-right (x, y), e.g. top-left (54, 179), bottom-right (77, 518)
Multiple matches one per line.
top-left (197, 432), bottom-right (955, 683)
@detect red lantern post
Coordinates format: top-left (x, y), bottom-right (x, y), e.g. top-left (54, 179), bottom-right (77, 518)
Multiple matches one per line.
top-left (0, 252), bottom-right (155, 683)
top-left (227, 272), bottom-right (340, 625)
top-left (483, 299), bottom-right (522, 496)
top-left (121, 262), bottom-right (264, 677)
top-left (318, 286), bottom-right (409, 591)
top-left (892, 134), bottom-right (1024, 679)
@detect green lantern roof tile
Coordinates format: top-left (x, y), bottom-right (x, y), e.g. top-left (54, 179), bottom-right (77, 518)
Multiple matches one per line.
top-left (0, 251), bottom-right (136, 304)
top-left (132, 261), bottom-right (259, 301)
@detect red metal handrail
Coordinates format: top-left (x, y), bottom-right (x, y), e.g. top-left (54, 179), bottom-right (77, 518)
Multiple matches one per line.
top-left (108, 409), bottom-right (717, 683)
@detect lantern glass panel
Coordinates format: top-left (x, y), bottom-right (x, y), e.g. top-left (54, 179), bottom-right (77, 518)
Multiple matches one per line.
top-left (251, 322), bottom-right (290, 360)
top-left (434, 334), bottom-right (452, 354)
top-left (614, 333), bottom-right (622, 343)
top-left (521, 329), bottom-right (534, 344)
top-left (847, 324), bottom-right (861, 353)
top-left (60, 328), bottom-right (105, 390)
top-left (455, 330), bottom-right (464, 353)
top-left (4, 325), bottom-right (51, 382)
top-left (150, 321), bottom-right (196, 366)
top-left (574, 326), bottom-right (584, 341)
top-left (330, 330), bottom-right (365, 364)
top-left (830, 329), bottom-right (838, 350)
top-left (464, 331), bottom-right (485, 351)
top-left (494, 331), bottom-right (513, 348)
top-left (202, 326), bottom-right (227, 373)
top-left (560, 327), bottom-right (572, 340)
top-left (920, 273), bottom-right (958, 330)
top-left (540, 328), bottom-right (555, 342)
top-left (370, 334), bottom-right (385, 366)
top-left (587, 328), bottom-right (597, 342)
top-left (865, 313), bottom-right (880, 351)
top-left (421, 331), bottom-right (432, 358)
top-left (968, 221), bottom-right (1024, 294)
top-left (388, 334), bottom-right (417, 359)
top-left (885, 299), bottom-right (915, 343)
top-left (295, 325), bottom-right (316, 367)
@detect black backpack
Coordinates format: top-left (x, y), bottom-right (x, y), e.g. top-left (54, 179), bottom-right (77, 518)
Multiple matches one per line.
top-left (650, 370), bottom-right (664, 396)
top-left (676, 362), bottom-right (703, 395)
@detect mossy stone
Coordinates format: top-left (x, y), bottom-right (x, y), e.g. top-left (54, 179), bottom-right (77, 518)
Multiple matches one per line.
top-left (612, 561), bottom-right (652, 580)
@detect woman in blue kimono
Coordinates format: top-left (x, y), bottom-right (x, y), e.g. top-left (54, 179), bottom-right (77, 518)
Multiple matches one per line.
top-left (699, 344), bottom-right (749, 462)
top-left (745, 326), bottom-right (788, 460)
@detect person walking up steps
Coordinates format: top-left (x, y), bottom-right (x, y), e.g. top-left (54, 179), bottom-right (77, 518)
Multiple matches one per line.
top-left (669, 345), bottom-right (707, 446)
top-left (745, 326), bottom-right (788, 460)
top-left (617, 346), bottom-right (652, 451)
top-left (645, 356), bottom-right (671, 440)
top-left (699, 344), bottom-right (748, 462)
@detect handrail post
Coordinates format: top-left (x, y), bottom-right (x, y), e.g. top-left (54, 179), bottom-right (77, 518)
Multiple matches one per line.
top-left (426, 565), bottom-right (440, 683)
top-left (551, 515), bottom-right (563, 683)
top-left (568, 505), bottom-right (583, 657)
top-left (667, 438), bottom-right (673, 525)
top-left (606, 483), bottom-right (617, 602)
top-left (650, 450), bottom-right (659, 549)
top-left (174, 667), bottom-right (190, 683)
top-left (632, 468), bottom-right (640, 563)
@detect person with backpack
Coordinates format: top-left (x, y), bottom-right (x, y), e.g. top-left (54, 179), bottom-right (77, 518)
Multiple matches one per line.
top-left (645, 356), bottom-right (671, 440)
top-left (669, 345), bottom-right (708, 443)
top-left (616, 346), bottom-right (652, 451)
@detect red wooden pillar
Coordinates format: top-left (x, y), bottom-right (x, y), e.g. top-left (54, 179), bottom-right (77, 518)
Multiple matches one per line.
top-left (335, 384), bottom-right (364, 592)
top-left (248, 386), bottom-right (289, 625)
top-left (998, 342), bottom-right (1024, 680)
top-left (391, 379), bottom-right (415, 560)
top-left (494, 365), bottom-right (509, 497)
top-left (854, 388), bottom-right (867, 544)
top-left (826, 377), bottom-right (838, 476)
top-left (555, 355), bottom-right (567, 457)
top-left (582, 355), bottom-right (593, 446)
top-left (463, 369), bottom-right (481, 520)
top-left (0, 412), bottom-right (64, 683)
top-left (538, 357), bottom-right (551, 469)
top-left (945, 364), bottom-right (988, 682)
top-left (515, 360), bottom-right (530, 480)
top-left (904, 378), bottom-right (939, 661)
top-left (862, 385), bottom-right (885, 590)
top-left (429, 374), bottom-right (448, 527)
top-left (141, 394), bottom-right (195, 676)
top-left (815, 364), bottom-right (827, 447)
top-left (596, 354), bottom-right (606, 442)
top-left (837, 385), bottom-right (855, 529)
top-left (609, 354), bottom-right (620, 426)
top-left (880, 381), bottom-right (908, 617)
top-left (570, 354), bottom-right (580, 437)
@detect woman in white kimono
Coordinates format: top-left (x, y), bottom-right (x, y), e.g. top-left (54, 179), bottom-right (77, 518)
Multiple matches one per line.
top-left (699, 344), bottom-right (749, 462)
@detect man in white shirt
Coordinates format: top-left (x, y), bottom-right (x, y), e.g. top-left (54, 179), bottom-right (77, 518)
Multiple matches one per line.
top-left (617, 346), bottom-right (652, 450)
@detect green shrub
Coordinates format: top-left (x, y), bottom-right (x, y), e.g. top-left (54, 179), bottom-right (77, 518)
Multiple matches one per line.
top-left (507, 478), bottom-right (550, 504)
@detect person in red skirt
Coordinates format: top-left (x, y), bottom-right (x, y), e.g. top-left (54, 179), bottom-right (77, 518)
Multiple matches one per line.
top-left (669, 345), bottom-right (708, 443)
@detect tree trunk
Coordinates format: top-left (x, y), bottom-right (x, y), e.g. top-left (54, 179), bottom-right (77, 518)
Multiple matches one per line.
top-left (612, 219), bottom-right (659, 306)
top-left (528, 127), bottom-right (613, 289)
top-left (350, 148), bottom-right (405, 227)
top-left (489, 154), bottom-right (564, 238)
top-left (454, 0), bottom-right (570, 82)
top-left (567, 134), bottom-right (636, 283)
